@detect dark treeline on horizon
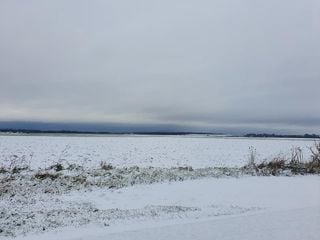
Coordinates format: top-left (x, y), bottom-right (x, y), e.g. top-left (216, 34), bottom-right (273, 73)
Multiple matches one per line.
top-left (244, 133), bottom-right (320, 139)
top-left (0, 129), bottom-right (219, 136)
top-left (0, 129), bottom-right (319, 138)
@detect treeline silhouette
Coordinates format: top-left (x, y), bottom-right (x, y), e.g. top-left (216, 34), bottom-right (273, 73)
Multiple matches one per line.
top-left (244, 133), bottom-right (320, 139)
top-left (0, 129), bottom-right (217, 135)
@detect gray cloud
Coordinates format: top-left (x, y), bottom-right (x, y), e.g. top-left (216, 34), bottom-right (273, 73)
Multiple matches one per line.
top-left (0, 0), bottom-right (319, 133)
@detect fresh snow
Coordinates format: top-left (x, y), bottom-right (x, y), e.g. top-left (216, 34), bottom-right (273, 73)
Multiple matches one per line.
top-left (0, 135), bottom-right (319, 239)
top-left (9, 176), bottom-right (320, 240)
top-left (87, 207), bottom-right (320, 240)
top-left (0, 135), bottom-right (315, 169)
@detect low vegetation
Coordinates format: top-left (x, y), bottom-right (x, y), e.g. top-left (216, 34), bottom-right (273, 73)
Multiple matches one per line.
top-left (243, 141), bottom-right (320, 176)
top-left (0, 141), bottom-right (319, 199)
top-left (1, 141), bottom-right (319, 197)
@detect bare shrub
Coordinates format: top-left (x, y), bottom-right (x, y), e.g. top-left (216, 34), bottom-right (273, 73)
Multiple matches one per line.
top-left (58, 144), bottom-right (71, 163)
top-left (253, 144), bottom-right (320, 175)
top-left (100, 161), bottom-right (113, 171)
top-left (289, 147), bottom-right (303, 164)
top-left (306, 141), bottom-right (320, 174)
top-left (242, 147), bottom-right (259, 174)
top-left (0, 154), bottom-right (30, 175)
top-left (305, 160), bottom-right (320, 174)
top-left (248, 146), bottom-right (256, 167)
top-left (309, 141), bottom-right (320, 162)
top-left (256, 153), bottom-right (287, 176)
top-left (267, 158), bottom-right (287, 175)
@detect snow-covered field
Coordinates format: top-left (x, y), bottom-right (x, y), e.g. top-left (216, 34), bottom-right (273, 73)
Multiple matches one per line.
top-left (10, 177), bottom-right (320, 240)
top-left (0, 134), bottom-right (316, 169)
top-left (0, 135), bottom-right (319, 239)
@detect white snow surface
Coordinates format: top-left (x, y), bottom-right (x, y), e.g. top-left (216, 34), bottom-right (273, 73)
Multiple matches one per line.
top-left (0, 135), bottom-right (315, 169)
top-left (11, 176), bottom-right (320, 240)
top-left (1, 135), bottom-right (319, 240)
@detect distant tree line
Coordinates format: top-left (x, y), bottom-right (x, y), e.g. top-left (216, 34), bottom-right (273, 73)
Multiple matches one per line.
top-left (0, 129), bottom-right (318, 138)
top-left (0, 129), bottom-right (219, 135)
top-left (244, 133), bottom-right (320, 139)
top-left (0, 129), bottom-right (107, 134)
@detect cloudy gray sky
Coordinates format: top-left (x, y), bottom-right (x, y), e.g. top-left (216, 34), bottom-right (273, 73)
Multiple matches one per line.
top-left (0, 0), bottom-right (319, 133)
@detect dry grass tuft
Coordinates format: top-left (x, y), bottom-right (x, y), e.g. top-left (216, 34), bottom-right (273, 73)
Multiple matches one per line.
top-left (100, 161), bottom-right (113, 171)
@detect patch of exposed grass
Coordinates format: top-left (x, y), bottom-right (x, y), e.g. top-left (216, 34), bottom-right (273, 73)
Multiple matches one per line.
top-left (100, 161), bottom-right (113, 171)
top-left (34, 172), bottom-right (61, 180)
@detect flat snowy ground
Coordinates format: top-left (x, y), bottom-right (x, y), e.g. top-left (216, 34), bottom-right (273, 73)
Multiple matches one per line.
top-left (98, 207), bottom-right (320, 240)
top-left (0, 135), bottom-right (315, 168)
top-left (1, 135), bottom-right (319, 239)
top-left (12, 176), bottom-right (320, 240)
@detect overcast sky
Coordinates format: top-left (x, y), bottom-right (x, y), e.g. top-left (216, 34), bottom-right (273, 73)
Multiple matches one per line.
top-left (0, 0), bottom-right (319, 133)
